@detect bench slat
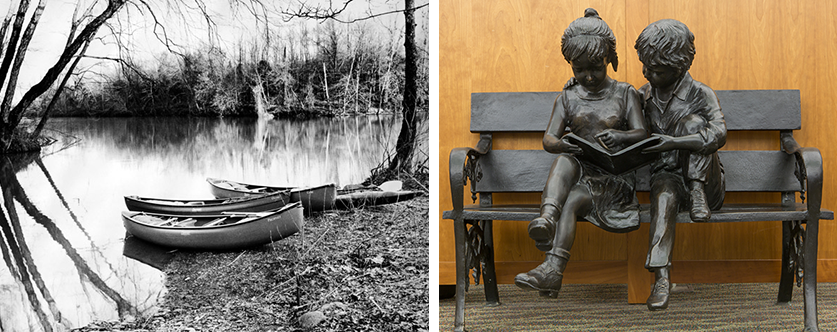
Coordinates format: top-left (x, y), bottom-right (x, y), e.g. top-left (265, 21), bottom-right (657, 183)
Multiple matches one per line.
top-left (470, 90), bottom-right (801, 132)
top-left (474, 150), bottom-right (801, 193)
top-left (442, 203), bottom-right (834, 223)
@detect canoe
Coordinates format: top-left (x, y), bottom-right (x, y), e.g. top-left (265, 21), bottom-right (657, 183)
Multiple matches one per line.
top-left (206, 177), bottom-right (337, 212)
top-left (122, 202), bottom-right (304, 250)
top-left (124, 189), bottom-right (291, 215)
top-left (333, 190), bottom-right (422, 210)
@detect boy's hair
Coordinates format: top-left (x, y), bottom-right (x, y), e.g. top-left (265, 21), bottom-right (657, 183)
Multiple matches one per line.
top-left (561, 8), bottom-right (618, 72)
top-left (635, 19), bottom-right (695, 72)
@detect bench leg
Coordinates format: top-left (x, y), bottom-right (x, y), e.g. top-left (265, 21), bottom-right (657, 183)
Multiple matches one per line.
top-left (482, 219), bottom-right (500, 307)
top-left (777, 220), bottom-right (794, 303)
top-left (803, 218), bottom-right (819, 332)
top-left (453, 217), bottom-right (467, 332)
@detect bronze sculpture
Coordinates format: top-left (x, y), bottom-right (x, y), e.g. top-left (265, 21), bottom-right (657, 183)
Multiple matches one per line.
top-left (514, 8), bottom-right (648, 297)
top-left (635, 19), bottom-right (727, 310)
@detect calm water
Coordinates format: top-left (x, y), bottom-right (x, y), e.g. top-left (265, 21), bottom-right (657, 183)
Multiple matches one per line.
top-left (0, 115), bottom-right (408, 331)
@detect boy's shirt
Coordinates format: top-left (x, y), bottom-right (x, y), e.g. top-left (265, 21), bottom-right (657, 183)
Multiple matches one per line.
top-left (638, 73), bottom-right (727, 172)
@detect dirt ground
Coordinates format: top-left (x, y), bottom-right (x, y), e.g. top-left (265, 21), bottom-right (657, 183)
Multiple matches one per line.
top-left (75, 197), bottom-right (429, 332)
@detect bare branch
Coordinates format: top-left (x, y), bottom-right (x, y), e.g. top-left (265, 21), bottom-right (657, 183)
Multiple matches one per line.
top-left (0, 0), bottom-right (32, 109)
top-left (1, 0), bottom-right (47, 116)
top-left (33, 37), bottom-right (92, 137)
top-left (281, 0), bottom-right (352, 22)
top-left (281, 1), bottom-right (429, 24)
top-left (0, 2), bottom-right (18, 56)
top-left (6, 0), bottom-right (128, 133)
top-left (135, 0), bottom-right (186, 57)
top-left (81, 54), bottom-right (151, 81)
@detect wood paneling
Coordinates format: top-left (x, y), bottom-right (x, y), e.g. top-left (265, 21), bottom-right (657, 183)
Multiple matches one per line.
top-left (439, 0), bottom-right (837, 288)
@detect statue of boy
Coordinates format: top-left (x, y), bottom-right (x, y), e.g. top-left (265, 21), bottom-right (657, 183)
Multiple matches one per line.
top-left (514, 8), bottom-right (648, 297)
top-left (636, 19), bottom-right (727, 310)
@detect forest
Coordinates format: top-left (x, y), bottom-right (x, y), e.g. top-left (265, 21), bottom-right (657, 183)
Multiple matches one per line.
top-left (41, 20), bottom-right (428, 118)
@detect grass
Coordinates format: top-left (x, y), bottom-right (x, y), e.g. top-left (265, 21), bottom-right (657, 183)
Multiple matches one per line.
top-left (74, 197), bottom-right (429, 332)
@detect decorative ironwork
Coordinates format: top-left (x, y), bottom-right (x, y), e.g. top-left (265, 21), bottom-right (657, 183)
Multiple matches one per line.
top-left (794, 156), bottom-right (807, 203)
top-left (463, 220), bottom-right (487, 291)
top-left (463, 153), bottom-right (482, 203)
top-left (788, 220), bottom-right (806, 287)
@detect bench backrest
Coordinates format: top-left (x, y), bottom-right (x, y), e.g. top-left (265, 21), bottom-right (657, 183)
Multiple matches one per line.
top-left (469, 90), bottom-right (803, 193)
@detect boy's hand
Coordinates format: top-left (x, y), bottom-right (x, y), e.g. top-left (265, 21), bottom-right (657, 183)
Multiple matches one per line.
top-left (642, 134), bottom-right (677, 153)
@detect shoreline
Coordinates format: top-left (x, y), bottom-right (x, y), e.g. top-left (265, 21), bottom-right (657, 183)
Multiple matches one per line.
top-left (75, 198), bottom-right (429, 331)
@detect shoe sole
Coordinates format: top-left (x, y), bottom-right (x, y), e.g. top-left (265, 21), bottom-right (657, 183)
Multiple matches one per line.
top-left (528, 225), bottom-right (554, 251)
top-left (514, 279), bottom-right (561, 298)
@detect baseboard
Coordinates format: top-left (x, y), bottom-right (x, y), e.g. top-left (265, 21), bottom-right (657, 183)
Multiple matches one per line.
top-left (439, 259), bottom-right (837, 285)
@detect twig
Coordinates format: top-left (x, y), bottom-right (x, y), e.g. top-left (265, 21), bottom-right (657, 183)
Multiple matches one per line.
top-left (368, 295), bottom-right (385, 312)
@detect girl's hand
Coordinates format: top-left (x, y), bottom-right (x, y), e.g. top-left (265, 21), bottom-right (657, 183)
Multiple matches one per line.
top-left (594, 129), bottom-right (622, 149)
top-left (557, 138), bottom-right (583, 155)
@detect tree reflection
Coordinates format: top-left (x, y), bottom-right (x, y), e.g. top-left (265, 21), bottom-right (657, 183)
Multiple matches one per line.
top-left (0, 154), bottom-right (138, 331)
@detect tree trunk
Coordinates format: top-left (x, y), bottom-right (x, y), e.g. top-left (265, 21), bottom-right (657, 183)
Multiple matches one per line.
top-left (388, 0), bottom-right (418, 174)
top-left (33, 37), bottom-right (91, 138)
top-left (2, 0), bottom-right (47, 117)
top-left (2, 0), bottom-right (127, 148)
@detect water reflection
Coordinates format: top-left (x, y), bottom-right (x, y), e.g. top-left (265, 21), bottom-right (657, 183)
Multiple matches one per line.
top-left (0, 115), bottom-right (406, 331)
top-left (0, 154), bottom-right (149, 332)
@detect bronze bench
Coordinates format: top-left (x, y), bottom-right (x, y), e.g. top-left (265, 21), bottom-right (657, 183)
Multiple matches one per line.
top-left (443, 90), bottom-right (833, 332)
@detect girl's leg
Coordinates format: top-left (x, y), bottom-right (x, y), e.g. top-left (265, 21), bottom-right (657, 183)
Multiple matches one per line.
top-left (529, 155), bottom-right (582, 251)
top-left (516, 185), bottom-right (592, 297)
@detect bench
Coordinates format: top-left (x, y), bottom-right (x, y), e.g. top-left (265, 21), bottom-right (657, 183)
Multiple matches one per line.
top-left (442, 90), bottom-right (834, 332)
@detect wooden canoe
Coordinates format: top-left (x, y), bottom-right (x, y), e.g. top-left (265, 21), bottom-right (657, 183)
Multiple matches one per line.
top-left (333, 190), bottom-right (422, 210)
top-left (206, 177), bottom-right (338, 212)
top-left (124, 189), bottom-right (291, 215)
top-left (122, 202), bottom-right (304, 250)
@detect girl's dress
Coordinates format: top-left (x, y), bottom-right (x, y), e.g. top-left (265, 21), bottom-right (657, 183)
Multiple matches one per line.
top-left (552, 78), bottom-right (642, 232)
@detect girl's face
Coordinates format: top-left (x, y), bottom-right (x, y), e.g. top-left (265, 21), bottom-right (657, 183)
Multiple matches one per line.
top-left (571, 56), bottom-right (609, 91)
top-left (642, 64), bottom-right (681, 90)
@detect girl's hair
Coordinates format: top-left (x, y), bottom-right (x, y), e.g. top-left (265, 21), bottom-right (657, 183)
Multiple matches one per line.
top-left (561, 8), bottom-right (618, 72)
top-left (634, 19), bottom-right (695, 72)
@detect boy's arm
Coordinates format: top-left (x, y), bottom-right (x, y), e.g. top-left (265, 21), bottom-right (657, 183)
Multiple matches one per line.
top-left (694, 87), bottom-right (727, 154)
top-left (643, 86), bottom-right (727, 154)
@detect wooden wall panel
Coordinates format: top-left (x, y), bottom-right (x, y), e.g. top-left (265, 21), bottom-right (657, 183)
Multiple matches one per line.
top-left (439, 0), bottom-right (837, 284)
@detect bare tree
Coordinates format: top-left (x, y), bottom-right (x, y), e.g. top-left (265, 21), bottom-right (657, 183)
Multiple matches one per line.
top-left (0, 0), bottom-right (127, 152)
top-left (282, 0), bottom-right (429, 175)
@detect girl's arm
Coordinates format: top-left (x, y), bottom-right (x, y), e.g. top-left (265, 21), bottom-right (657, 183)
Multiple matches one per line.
top-left (543, 93), bottom-right (581, 154)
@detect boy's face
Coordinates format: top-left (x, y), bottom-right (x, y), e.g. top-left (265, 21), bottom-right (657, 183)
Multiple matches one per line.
top-left (642, 64), bottom-right (681, 90)
top-left (571, 56), bottom-right (608, 91)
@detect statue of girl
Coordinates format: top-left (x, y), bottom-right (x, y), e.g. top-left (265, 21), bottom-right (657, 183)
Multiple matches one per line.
top-left (514, 8), bottom-right (648, 297)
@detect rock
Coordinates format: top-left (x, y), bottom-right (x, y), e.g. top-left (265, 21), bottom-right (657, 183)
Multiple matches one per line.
top-left (299, 311), bottom-right (327, 328)
top-left (320, 302), bottom-right (349, 317)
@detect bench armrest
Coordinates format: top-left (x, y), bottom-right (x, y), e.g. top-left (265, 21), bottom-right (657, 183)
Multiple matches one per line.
top-left (781, 132), bottom-right (823, 217)
top-left (448, 134), bottom-right (492, 220)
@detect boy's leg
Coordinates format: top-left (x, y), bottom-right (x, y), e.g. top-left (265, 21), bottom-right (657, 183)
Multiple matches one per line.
top-left (674, 114), bottom-right (722, 221)
top-left (646, 172), bottom-right (687, 310)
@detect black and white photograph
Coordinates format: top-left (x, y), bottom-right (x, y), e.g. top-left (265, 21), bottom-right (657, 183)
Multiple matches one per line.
top-left (0, 0), bottom-right (428, 331)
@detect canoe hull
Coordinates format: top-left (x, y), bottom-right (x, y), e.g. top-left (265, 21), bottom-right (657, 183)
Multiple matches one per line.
top-left (122, 202), bottom-right (304, 250)
top-left (207, 178), bottom-right (337, 212)
top-left (334, 191), bottom-right (422, 210)
top-left (124, 190), bottom-right (291, 215)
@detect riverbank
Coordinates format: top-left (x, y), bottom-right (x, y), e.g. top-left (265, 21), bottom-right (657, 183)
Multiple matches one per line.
top-left (75, 197), bottom-right (428, 331)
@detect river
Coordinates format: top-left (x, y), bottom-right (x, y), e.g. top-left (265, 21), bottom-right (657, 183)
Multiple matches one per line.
top-left (0, 115), bottom-right (412, 331)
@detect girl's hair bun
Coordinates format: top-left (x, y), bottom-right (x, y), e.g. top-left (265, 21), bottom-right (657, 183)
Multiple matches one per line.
top-left (584, 8), bottom-right (599, 18)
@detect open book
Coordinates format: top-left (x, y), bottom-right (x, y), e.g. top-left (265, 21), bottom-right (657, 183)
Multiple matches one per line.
top-left (562, 133), bottom-right (662, 175)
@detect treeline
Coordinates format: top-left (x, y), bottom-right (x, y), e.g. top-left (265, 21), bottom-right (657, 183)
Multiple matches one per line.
top-left (43, 22), bottom-right (428, 118)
